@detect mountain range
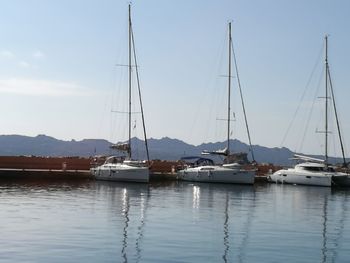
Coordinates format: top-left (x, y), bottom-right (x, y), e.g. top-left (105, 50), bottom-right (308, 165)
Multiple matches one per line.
top-left (0, 134), bottom-right (346, 166)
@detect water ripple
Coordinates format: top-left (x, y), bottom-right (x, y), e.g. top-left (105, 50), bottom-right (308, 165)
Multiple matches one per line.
top-left (0, 180), bottom-right (349, 262)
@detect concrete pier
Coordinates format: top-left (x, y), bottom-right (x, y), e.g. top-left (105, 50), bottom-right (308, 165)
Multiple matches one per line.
top-left (0, 168), bottom-right (92, 180)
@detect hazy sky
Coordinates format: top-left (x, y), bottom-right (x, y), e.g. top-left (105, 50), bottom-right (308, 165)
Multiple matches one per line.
top-left (0, 0), bottom-right (349, 157)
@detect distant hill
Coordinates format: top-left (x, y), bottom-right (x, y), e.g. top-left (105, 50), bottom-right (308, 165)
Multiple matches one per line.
top-left (0, 134), bottom-right (346, 166)
top-left (0, 134), bottom-right (111, 157)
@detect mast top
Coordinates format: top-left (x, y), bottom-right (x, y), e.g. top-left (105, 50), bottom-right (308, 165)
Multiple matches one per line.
top-left (325, 35), bottom-right (328, 61)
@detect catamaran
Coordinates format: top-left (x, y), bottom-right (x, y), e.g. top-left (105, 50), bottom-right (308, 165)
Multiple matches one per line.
top-left (269, 36), bottom-right (347, 187)
top-left (178, 22), bottom-right (256, 184)
top-left (91, 4), bottom-right (150, 183)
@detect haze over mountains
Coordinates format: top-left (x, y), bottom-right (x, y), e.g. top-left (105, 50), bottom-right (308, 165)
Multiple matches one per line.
top-left (0, 134), bottom-right (345, 166)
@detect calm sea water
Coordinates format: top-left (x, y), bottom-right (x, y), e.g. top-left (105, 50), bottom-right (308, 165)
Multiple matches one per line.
top-left (0, 179), bottom-right (349, 263)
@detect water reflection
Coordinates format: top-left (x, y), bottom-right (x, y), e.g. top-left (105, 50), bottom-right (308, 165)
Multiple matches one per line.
top-left (192, 185), bottom-right (200, 209)
top-left (321, 195), bottom-right (328, 263)
top-left (94, 182), bottom-right (150, 263)
top-left (0, 178), bottom-right (349, 262)
top-left (186, 183), bottom-right (350, 263)
top-left (0, 177), bottom-right (92, 192)
top-left (321, 189), bottom-right (349, 263)
top-left (135, 192), bottom-right (147, 263)
top-left (121, 188), bottom-right (129, 263)
top-left (237, 188), bottom-right (256, 263)
top-left (269, 185), bottom-right (350, 263)
top-left (187, 183), bottom-right (256, 262)
top-left (222, 192), bottom-right (229, 263)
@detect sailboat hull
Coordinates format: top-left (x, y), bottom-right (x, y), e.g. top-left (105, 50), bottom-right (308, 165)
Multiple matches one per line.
top-left (328, 174), bottom-right (350, 187)
top-left (269, 169), bottom-right (347, 187)
top-left (273, 37), bottom-right (349, 188)
top-left (91, 163), bottom-right (149, 183)
top-left (178, 166), bottom-right (255, 184)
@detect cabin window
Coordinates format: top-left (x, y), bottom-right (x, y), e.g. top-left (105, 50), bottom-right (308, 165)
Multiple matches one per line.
top-left (303, 167), bottom-right (323, 172)
top-left (282, 174), bottom-right (287, 177)
top-left (200, 167), bottom-right (214, 171)
top-left (306, 176), bottom-right (311, 179)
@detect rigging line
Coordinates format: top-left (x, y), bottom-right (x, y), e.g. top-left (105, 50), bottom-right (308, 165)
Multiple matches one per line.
top-left (230, 35), bottom-right (255, 162)
top-left (111, 61), bottom-right (126, 144)
top-left (281, 44), bottom-right (324, 148)
top-left (297, 67), bottom-right (324, 154)
top-left (216, 118), bottom-right (236, 122)
top-left (115, 63), bottom-right (138, 67)
top-left (328, 66), bottom-right (347, 166)
top-left (113, 36), bottom-right (130, 144)
top-left (187, 29), bottom-right (228, 144)
top-left (110, 10), bottom-right (129, 145)
top-left (112, 110), bottom-right (141, 114)
top-left (131, 22), bottom-right (150, 163)
top-left (211, 26), bottom-right (230, 143)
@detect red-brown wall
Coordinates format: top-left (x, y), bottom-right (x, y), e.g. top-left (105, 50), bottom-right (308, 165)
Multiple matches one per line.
top-left (0, 156), bottom-right (91, 170)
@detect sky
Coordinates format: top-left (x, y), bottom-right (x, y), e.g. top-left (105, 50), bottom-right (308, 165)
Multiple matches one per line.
top-left (0, 0), bottom-right (350, 157)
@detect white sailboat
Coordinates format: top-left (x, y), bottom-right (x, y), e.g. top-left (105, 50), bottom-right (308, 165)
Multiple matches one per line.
top-left (178, 22), bottom-right (256, 185)
top-left (91, 4), bottom-right (150, 183)
top-left (269, 36), bottom-right (347, 187)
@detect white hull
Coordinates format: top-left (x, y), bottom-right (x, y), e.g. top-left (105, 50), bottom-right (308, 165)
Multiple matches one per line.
top-left (91, 163), bottom-right (149, 183)
top-left (269, 168), bottom-right (347, 187)
top-left (178, 166), bottom-right (255, 185)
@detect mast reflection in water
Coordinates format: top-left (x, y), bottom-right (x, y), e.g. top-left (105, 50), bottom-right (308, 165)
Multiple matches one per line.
top-left (0, 179), bottom-right (349, 262)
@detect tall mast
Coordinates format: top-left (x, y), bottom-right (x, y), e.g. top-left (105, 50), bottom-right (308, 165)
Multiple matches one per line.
top-left (324, 35), bottom-right (328, 165)
top-left (227, 22), bottom-right (232, 154)
top-left (128, 4), bottom-right (132, 159)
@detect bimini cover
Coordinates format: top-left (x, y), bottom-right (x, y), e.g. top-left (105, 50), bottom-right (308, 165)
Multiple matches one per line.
top-left (110, 143), bottom-right (130, 152)
top-left (180, 156), bottom-right (214, 166)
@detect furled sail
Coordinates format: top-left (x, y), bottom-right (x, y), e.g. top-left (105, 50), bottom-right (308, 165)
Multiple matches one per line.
top-left (201, 147), bottom-right (229, 156)
top-left (290, 154), bottom-right (325, 163)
